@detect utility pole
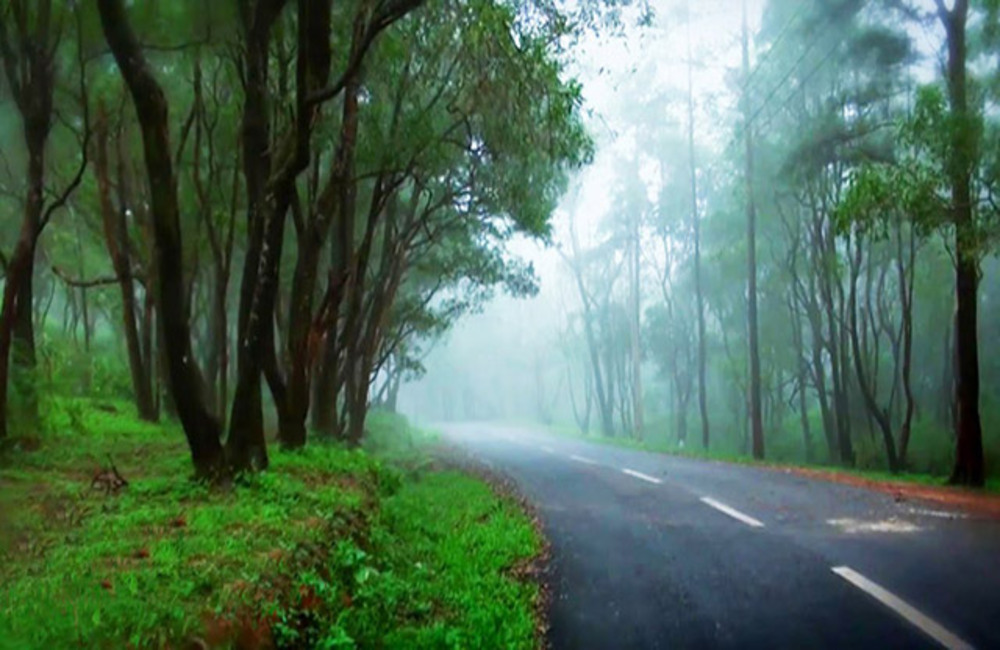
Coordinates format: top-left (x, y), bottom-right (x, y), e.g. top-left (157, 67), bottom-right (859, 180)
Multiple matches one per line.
top-left (687, 1), bottom-right (710, 450)
top-left (742, 0), bottom-right (765, 460)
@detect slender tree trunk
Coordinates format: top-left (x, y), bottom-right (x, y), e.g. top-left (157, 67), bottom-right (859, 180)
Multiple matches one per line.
top-left (385, 368), bottom-right (401, 413)
top-left (204, 267), bottom-right (228, 421)
top-left (742, 1), bottom-right (764, 460)
top-left (95, 106), bottom-right (156, 420)
top-left (142, 290), bottom-right (158, 418)
top-left (98, 0), bottom-right (225, 479)
top-left (847, 235), bottom-right (898, 472)
top-left (896, 215), bottom-right (916, 468)
top-left (802, 264), bottom-right (838, 461)
top-left (789, 299), bottom-right (813, 462)
top-left (816, 213), bottom-right (854, 466)
top-left (565, 239), bottom-right (614, 437)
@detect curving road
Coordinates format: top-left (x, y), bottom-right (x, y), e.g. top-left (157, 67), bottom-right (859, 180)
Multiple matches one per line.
top-left (440, 423), bottom-right (1000, 650)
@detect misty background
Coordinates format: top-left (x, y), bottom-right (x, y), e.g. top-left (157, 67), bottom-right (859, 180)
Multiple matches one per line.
top-left (400, 0), bottom-right (1000, 481)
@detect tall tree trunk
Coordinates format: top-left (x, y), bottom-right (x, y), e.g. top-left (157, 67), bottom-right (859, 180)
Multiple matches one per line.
top-left (629, 207), bottom-right (643, 439)
top-left (0, 236), bottom-right (37, 441)
top-left (938, 0), bottom-right (984, 486)
top-left (0, 0), bottom-right (54, 438)
top-left (95, 106), bottom-right (156, 420)
top-left (310, 9), bottom-right (371, 442)
top-left (10, 242), bottom-right (38, 424)
top-left (278, 0), bottom-right (336, 449)
top-left (98, 0), bottom-right (225, 479)
top-left (227, 0), bottom-right (293, 471)
top-left (742, 0), bottom-right (764, 460)
top-left (0, 138), bottom-right (45, 442)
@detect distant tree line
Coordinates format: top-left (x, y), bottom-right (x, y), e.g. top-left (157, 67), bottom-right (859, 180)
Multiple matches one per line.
top-left (560, 0), bottom-right (1000, 486)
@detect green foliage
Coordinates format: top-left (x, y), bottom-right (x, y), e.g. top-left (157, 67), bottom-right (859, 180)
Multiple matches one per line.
top-left (0, 401), bottom-right (542, 649)
top-left (350, 472), bottom-right (540, 649)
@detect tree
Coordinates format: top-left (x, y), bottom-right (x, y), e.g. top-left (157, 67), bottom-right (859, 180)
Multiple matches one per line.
top-left (936, 0), bottom-right (984, 486)
top-left (97, 0), bottom-right (226, 478)
top-left (0, 0), bottom-right (88, 441)
top-left (92, 103), bottom-right (156, 421)
top-left (742, 0), bottom-right (765, 460)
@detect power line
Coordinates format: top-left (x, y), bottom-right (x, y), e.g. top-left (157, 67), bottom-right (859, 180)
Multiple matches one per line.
top-left (744, 3), bottom-right (810, 89)
top-left (750, 36), bottom-right (847, 140)
top-left (709, 38), bottom-right (827, 165)
top-left (710, 1), bottom-right (856, 166)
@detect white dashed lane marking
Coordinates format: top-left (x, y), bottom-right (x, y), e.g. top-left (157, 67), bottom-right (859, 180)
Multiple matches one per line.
top-left (570, 454), bottom-right (599, 466)
top-left (832, 566), bottom-right (974, 650)
top-left (700, 497), bottom-right (765, 528)
top-left (622, 468), bottom-right (662, 485)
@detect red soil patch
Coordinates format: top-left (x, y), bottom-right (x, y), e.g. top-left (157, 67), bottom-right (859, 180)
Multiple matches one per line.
top-left (782, 466), bottom-right (1000, 519)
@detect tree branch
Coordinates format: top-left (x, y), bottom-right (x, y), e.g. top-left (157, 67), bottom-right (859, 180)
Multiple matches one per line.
top-left (51, 264), bottom-right (144, 289)
top-left (306, 0), bottom-right (425, 106)
top-left (40, 5), bottom-right (90, 232)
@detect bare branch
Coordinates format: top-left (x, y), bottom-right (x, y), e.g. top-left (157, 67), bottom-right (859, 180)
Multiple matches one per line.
top-left (40, 6), bottom-right (90, 232)
top-left (51, 264), bottom-right (144, 289)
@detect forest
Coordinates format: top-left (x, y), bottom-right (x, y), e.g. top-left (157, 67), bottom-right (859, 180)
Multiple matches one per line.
top-left (561, 0), bottom-right (1000, 487)
top-left (0, 0), bottom-right (594, 471)
top-left (0, 1), bottom-right (604, 646)
top-left (407, 0), bottom-right (1000, 490)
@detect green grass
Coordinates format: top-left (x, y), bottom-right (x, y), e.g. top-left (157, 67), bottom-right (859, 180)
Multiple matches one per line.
top-left (335, 471), bottom-right (541, 649)
top-left (0, 400), bottom-right (543, 649)
top-left (532, 420), bottom-right (1000, 494)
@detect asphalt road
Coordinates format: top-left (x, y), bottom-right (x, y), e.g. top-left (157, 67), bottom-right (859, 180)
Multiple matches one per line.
top-left (439, 423), bottom-right (1000, 650)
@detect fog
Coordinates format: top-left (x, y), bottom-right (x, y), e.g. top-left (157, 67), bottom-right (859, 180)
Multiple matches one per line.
top-left (402, 1), bottom-right (762, 424)
top-left (402, 0), bottom-right (1000, 483)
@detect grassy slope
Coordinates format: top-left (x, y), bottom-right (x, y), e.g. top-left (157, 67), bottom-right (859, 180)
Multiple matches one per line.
top-left (0, 400), bottom-right (542, 649)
